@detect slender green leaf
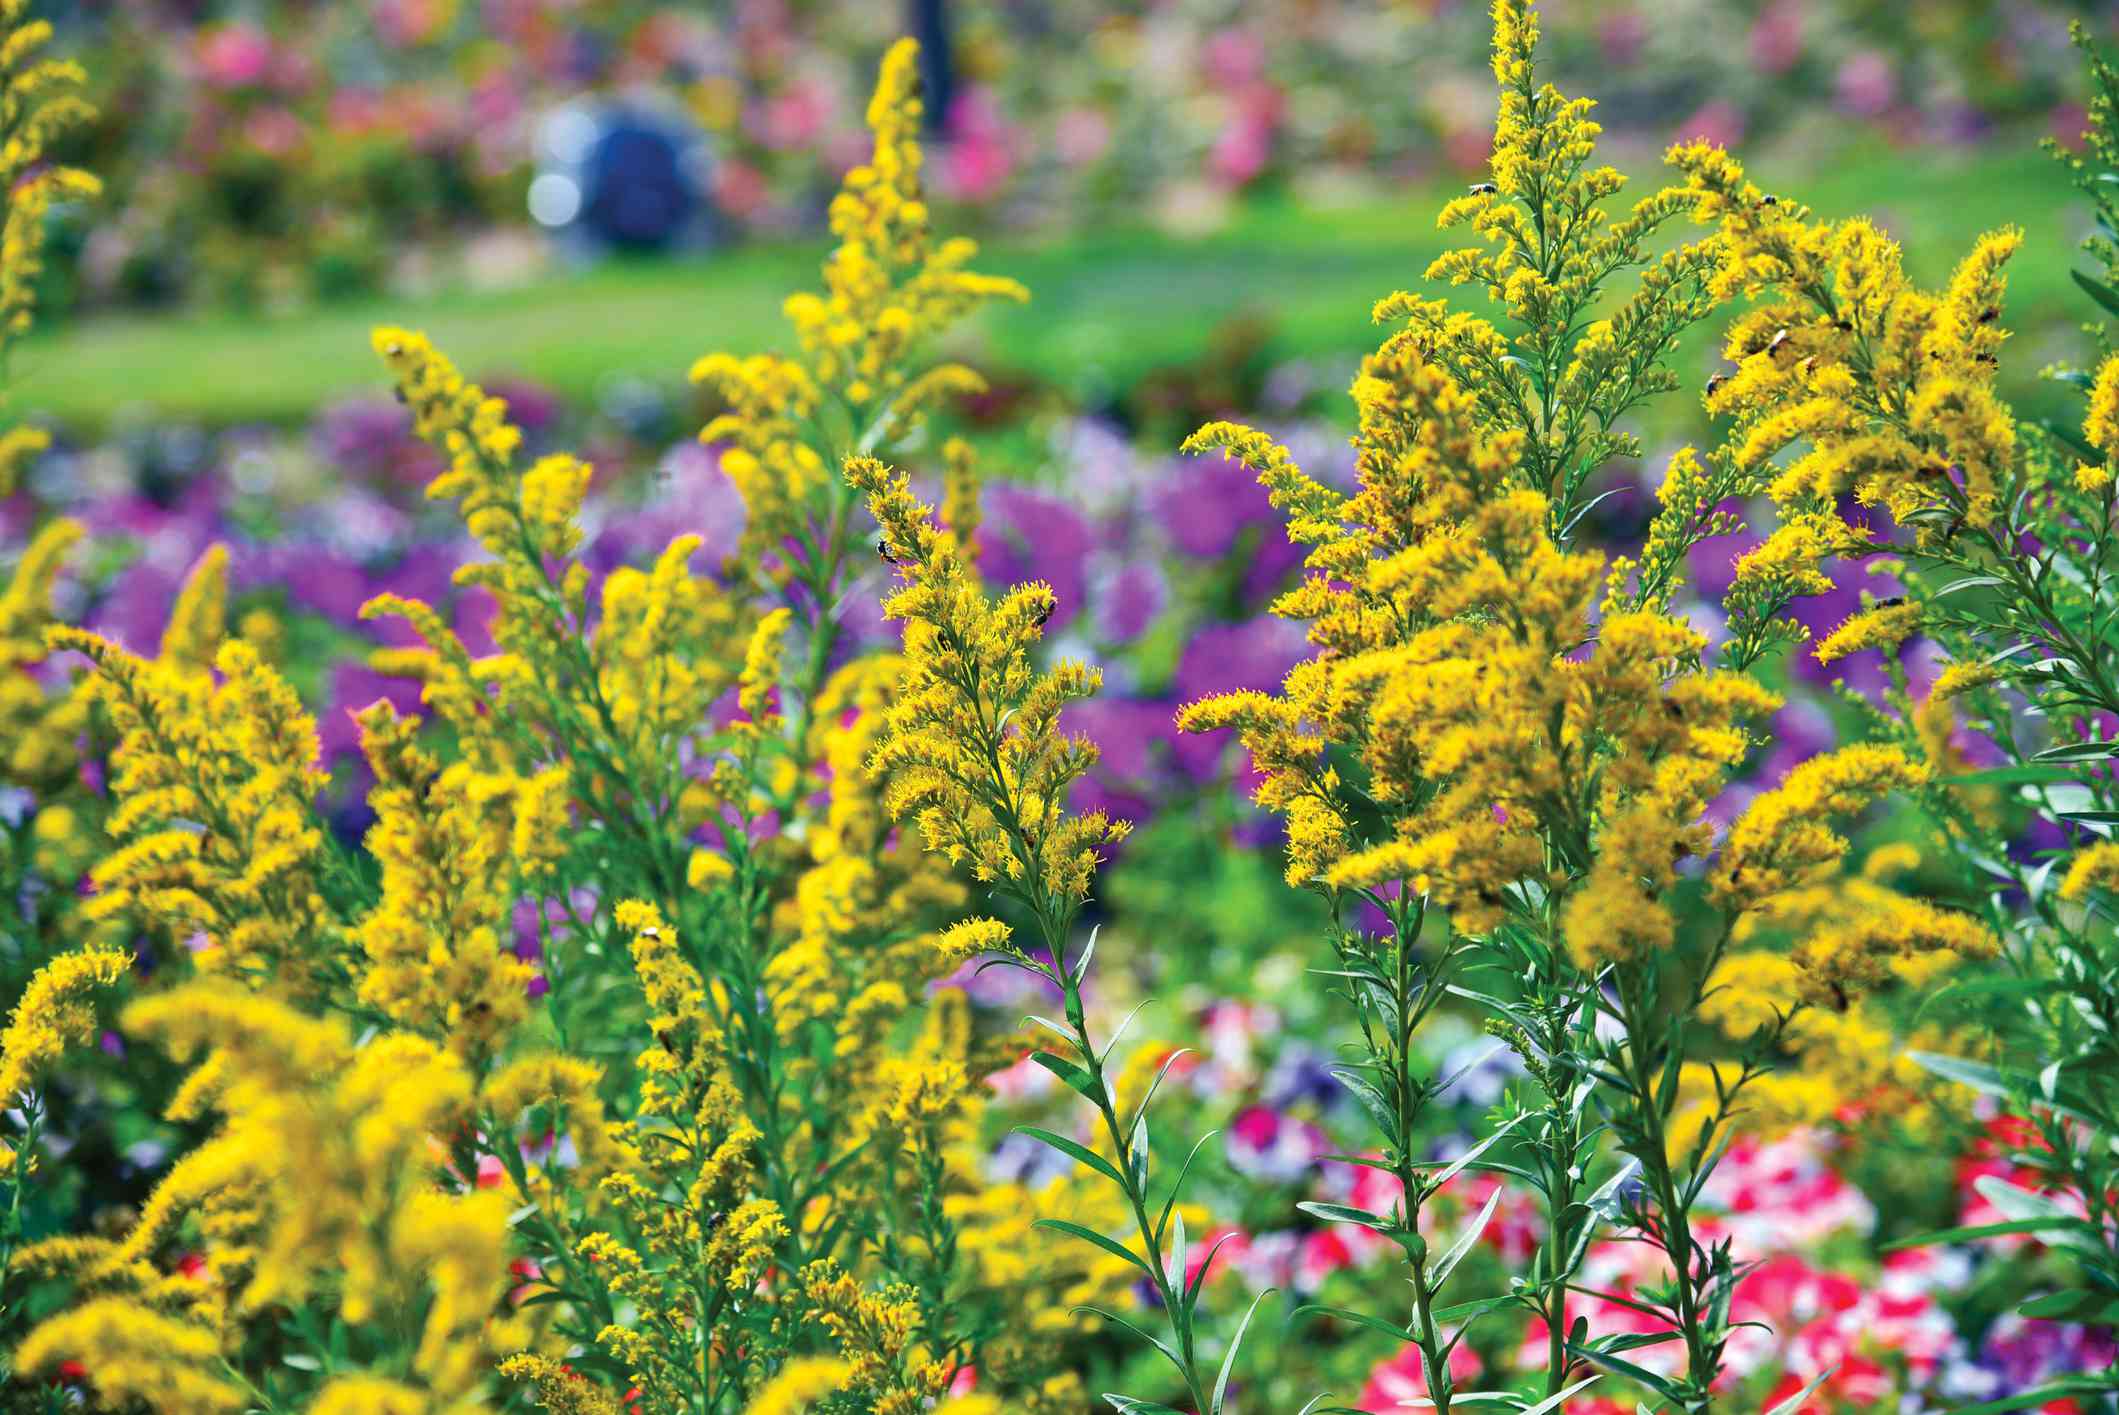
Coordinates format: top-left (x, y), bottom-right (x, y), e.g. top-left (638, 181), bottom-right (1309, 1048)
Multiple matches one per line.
top-left (2033, 738), bottom-right (2119, 763)
top-left (1431, 1185), bottom-right (1505, 1290)
top-left (1881, 1217), bottom-right (2103, 1252)
top-left (1213, 1288), bottom-right (1273, 1415)
top-left (2074, 268), bottom-right (2119, 320)
top-left (1292, 1302), bottom-right (1411, 1342)
top-left (1296, 1200), bottom-right (1395, 1231)
top-left (1519, 1376), bottom-right (1602, 1415)
top-left (1947, 1380), bottom-right (2113, 1415)
top-left (1030, 1050), bottom-right (1103, 1101)
top-left (1016, 1125), bottom-right (1126, 1188)
top-left (1564, 1342), bottom-right (1685, 1404)
top-left (1073, 1305), bottom-right (1185, 1375)
top-left (1037, 1218), bottom-right (1150, 1275)
top-left (1763, 1365), bottom-right (1837, 1415)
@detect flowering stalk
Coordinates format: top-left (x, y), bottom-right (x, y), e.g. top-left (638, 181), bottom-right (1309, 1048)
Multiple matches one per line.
top-left (848, 453), bottom-right (1271, 1414)
top-left (0, 0), bottom-right (99, 495)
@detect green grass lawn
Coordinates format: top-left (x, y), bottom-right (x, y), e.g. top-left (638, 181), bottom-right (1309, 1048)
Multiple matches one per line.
top-left (12, 144), bottom-right (2091, 431)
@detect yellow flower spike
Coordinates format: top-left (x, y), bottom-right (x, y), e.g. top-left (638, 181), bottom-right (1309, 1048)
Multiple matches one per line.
top-left (938, 435), bottom-right (983, 560)
top-left (1713, 744), bottom-right (1929, 911)
top-left (692, 38), bottom-right (1023, 562)
top-left (44, 625), bottom-right (337, 991)
top-left (391, 1188), bottom-right (515, 1396)
top-left (372, 327), bottom-right (523, 549)
top-left (738, 606), bottom-right (795, 735)
top-left (354, 699), bottom-right (532, 1055)
top-left (846, 455), bottom-right (1126, 906)
top-left (0, 945), bottom-right (129, 1103)
top-left (614, 899), bottom-right (714, 1057)
top-left (0, 515), bottom-right (81, 650)
top-left (1, 518), bottom-right (88, 791)
top-left (934, 916), bottom-right (1015, 964)
top-left (2087, 352), bottom-right (2119, 462)
top-left (0, 5), bottom-right (97, 494)
top-left (2060, 841), bottom-right (2119, 903)
top-left (1676, 144), bottom-right (2021, 544)
top-left (47, 982), bottom-right (508, 1403)
top-left (303, 1378), bottom-right (433, 1415)
top-left (1814, 599), bottom-right (1924, 665)
top-left (160, 543), bottom-right (230, 677)
top-left (743, 1356), bottom-right (856, 1415)
top-left (501, 1355), bottom-right (628, 1415)
top-left (519, 452), bottom-right (594, 559)
top-left (15, 1298), bottom-right (241, 1415)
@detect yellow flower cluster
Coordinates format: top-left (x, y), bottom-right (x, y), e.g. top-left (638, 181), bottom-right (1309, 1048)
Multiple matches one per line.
top-left (19, 984), bottom-right (521, 1413)
top-left (1815, 598), bottom-right (1924, 665)
top-left (800, 1264), bottom-right (952, 1415)
top-left (1177, 349), bottom-right (1774, 948)
top-left (354, 700), bottom-right (560, 1058)
top-left (0, 517), bottom-right (87, 792)
top-left (848, 455), bottom-right (1129, 905)
top-left (49, 573), bottom-right (339, 993)
top-left (1383, 0), bottom-right (1721, 519)
top-left (2061, 842), bottom-right (2119, 903)
top-left (368, 327), bottom-right (747, 903)
top-left (500, 1355), bottom-right (628, 1415)
top-left (1681, 859), bottom-right (1995, 1150)
top-left (0, 944), bottom-right (129, 1108)
top-left (0, 0), bottom-right (100, 496)
top-left (1712, 744), bottom-right (1928, 912)
top-left (692, 38), bottom-right (1023, 559)
top-left (1669, 141), bottom-right (2020, 546)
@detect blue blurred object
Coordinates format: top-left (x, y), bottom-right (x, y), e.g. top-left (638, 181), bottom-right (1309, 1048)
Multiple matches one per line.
top-left (531, 100), bottom-right (712, 255)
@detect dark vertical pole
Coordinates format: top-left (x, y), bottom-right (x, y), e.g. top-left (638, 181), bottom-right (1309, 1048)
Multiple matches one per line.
top-left (909, 0), bottom-right (954, 135)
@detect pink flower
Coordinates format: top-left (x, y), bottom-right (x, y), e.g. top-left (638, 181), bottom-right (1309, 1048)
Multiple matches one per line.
top-left (1225, 1104), bottom-right (1330, 1183)
top-left (243, 107), bottom-right (306, 158)
top-left (1748, 1), bottom-right (1805, 75)
top-left (757, 83), bottom-right (828, 152)
top-left (1055, 108), bottom-right (1112, 167)
top-left (984, 1052), bottom-right (1055, 1104)
top-left (1202, 31), bottom-right (1267, 88)
top-left (195, 24), bottom-right (274, 90)
top-left (713, 159), bottom-right (770, 221)
top-left (942, 88), bottom-right (1015, 204)
top-left (1835, 52), bottom-right (1896, 120)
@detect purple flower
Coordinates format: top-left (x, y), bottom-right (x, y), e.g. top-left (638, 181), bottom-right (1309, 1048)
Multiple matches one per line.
top-left (979, 485), bottom-right (1093, 630)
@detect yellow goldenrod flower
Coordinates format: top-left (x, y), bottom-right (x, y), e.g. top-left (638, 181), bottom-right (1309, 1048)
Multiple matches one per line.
top-left (16, 1297), bottom-right (240, 1415)
top-left (1713, 744), bottom-right (1928, 911)
top-left (1670, 142), bottom-right (2019, 537)
top-left (2060, 841), bottom-right (2119, 902)
top-left (48, 626), bottom-right (337, 991)
top-left (848, 455), bottom-right (1128, 904)
top-left (1180, 351), bottom-right (1775, 944)
top-left (501, 1354), bottom-right (628, 1415)
top-left (159, 543), bottom-right (230, 678)
top-left (1, 517), bottom-right (87, 790)
top-left (354, 699), bottom-right (534, 1055)
top-left (1929, 661), bottom-right (2001, 700)
top-left (692, 38), bottom-right (1023, 560)
top-left (934, 916), bottom-right (1015, 964)
top-left (1814, 599), bottom-right (1924, 665)
top-left (0, 945), bottom-right (128, 1103)
top-left (744, 1356), bottom-right (856, 1415)
top-left (0, 1), bottom-right (98, 496)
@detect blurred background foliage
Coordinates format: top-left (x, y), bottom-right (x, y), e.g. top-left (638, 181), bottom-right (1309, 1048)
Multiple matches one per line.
top-left (13, 0), bottom-right (2112, 431)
